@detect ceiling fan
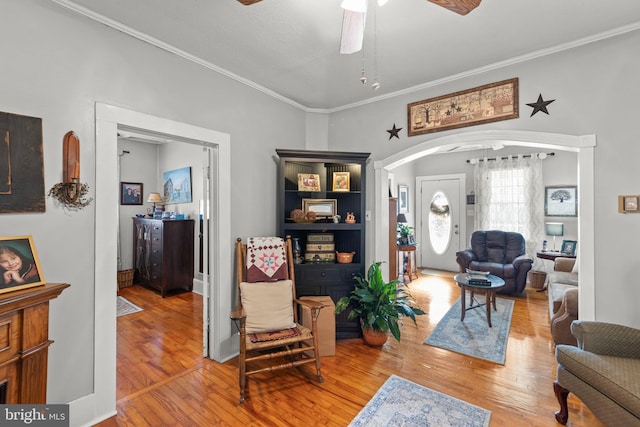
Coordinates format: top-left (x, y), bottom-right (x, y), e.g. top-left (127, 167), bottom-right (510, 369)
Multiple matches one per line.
top-left (236, 0), bottom-right (481, 16)
top-left (236, 0), bottom-right (482, 53)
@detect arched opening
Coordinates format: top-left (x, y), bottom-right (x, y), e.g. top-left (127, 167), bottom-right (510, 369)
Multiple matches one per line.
top-left (373, 130), bottom-right (595, 320)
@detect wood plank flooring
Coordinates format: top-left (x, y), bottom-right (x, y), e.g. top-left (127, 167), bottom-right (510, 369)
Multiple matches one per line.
top-left (98, 272), bottom-right (603, 426)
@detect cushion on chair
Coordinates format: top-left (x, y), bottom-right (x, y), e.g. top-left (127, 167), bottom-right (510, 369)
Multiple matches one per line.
top-left (240, 279), bottom-right (296, 333)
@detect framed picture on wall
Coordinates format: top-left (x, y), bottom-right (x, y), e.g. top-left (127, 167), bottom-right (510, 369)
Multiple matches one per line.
top-left (0, 235), bottom-right (45, 294)
top-left (163, 167), bottom-right (193, 204)
top-left (545, 185), bottom-right (577, 217)
top-left (398, 185), bottom-right (409, 213)
top-left (120, 182), bottom-right (143, 205)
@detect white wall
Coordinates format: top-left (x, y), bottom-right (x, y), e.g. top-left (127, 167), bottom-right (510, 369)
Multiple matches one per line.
top-left (0, 0), bottom-right (306, 412)
top-left (117, 140), bottom-right (159, 270)
top-left (328, 29), bottom-right (640, 330)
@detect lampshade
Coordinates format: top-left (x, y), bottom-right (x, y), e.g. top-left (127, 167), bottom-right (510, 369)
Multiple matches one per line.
top-left (545, 222), bottom-right (564, 237)
top-left (147, 192), bottom-right (162, 203)
top-left (397, 213), bottom-right (407, 223)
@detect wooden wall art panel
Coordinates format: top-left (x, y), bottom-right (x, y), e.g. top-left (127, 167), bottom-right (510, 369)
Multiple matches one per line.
top-left (0, 112), bottom-right (45, 213)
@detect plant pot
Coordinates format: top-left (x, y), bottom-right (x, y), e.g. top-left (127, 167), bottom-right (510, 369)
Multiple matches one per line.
top-left (361, 326), bottom-right (388, 347)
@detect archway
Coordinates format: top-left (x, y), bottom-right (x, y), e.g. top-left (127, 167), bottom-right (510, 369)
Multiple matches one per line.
top-left (373, 130), bottom-right (595, 319)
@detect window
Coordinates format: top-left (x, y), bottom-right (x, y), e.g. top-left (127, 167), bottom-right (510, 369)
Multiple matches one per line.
top-left (474, 155), bottom-right (544, 243)
top-left (428, 191), bottom-right (451, 255)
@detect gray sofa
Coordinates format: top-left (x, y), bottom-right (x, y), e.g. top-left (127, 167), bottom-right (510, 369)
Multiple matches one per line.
top-left (547, 257), bottom-right (579, 346)
top-left (554, 320), bottom-right (640, 426)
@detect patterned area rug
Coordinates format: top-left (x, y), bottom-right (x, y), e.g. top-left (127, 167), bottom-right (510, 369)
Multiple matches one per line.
top-left (349, 375), bottom-right (491, 427)
top-left (424, 297), bottom-right (514, 364)
top-left (117, 296), bottom-right (143, 317)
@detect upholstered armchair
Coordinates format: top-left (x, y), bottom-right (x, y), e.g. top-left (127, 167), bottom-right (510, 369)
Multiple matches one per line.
top-left (554, 320), bottom-right (640, 425)
top-left (455, 230), bottom-right (533, 295)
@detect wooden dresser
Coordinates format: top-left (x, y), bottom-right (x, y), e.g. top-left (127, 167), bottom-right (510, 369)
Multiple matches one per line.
top-left (133, 218), bottom-right (195, 297)
top-left (0, 283), bottom-right (69, 403)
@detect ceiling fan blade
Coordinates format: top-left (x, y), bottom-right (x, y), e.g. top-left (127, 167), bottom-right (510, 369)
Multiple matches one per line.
top-left (427, 0), bottom-right (482, 15)
top-left (339, 9), bottom-right (366, 54)
top-left (237, 0), bottom-right (263, 5)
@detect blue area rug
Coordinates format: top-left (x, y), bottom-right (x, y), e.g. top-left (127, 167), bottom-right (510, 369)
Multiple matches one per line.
top-left (349, 375), bottom-right (491, 427)
top-left (424, 297), bottom-right (514, 364)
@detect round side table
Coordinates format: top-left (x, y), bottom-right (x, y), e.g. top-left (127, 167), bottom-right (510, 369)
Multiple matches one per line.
top-left (397, 245), bottom-right (418, 283)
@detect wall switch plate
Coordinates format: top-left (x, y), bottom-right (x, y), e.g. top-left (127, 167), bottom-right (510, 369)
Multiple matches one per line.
top-left (365, 210), bottom-right (371, 221)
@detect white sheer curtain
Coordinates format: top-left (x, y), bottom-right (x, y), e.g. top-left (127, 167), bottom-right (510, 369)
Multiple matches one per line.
top-left (473, 154), bottom-right (545, 261)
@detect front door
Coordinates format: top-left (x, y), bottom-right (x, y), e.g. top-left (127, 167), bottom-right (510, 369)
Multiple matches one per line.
top-left (417, 175), bottom-right (464, 271)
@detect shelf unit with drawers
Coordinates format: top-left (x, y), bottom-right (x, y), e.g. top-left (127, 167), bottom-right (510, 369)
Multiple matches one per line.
top-left (132, 218), bottom-right (194, 297)
top-left (276, 149), bottom-right (370, 339)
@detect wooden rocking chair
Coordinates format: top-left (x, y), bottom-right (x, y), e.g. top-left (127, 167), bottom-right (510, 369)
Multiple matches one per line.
top-left (230, 236), bottom-right (325, 403)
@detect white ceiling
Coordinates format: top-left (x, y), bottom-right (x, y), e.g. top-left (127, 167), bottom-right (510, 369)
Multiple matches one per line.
top-left (54, 0), bottom-right (640, 111)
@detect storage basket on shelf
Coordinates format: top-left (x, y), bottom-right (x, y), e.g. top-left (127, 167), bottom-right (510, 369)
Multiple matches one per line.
top-left (117, 269), bottom-right (135, 290)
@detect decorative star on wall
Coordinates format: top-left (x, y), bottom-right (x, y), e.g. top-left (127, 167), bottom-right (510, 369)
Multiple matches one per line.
top-left (387, 123), bottom-right (402, 140)
top-left (527, 94), bottom-right (555, 117)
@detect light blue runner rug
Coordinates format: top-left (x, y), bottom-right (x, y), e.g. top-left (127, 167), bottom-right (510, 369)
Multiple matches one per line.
top-left (424, 297), bottom-right (514, 364)
top-left (349, 375), bottom-right (491, 427)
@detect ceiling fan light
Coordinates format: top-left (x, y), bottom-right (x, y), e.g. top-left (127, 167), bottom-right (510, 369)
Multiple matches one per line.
top-left (339, 10), bottom-right (366, 54)
top-left (341, 0), bottom-right (367, 13)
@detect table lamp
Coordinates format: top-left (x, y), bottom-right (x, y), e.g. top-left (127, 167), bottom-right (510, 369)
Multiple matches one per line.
top-left (545, 222), bottom-right (564, 251)
top-left (147, 192), bottom-right (163, 212)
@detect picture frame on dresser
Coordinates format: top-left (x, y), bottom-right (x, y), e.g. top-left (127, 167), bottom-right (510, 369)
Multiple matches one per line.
top-left (0, 235), bottom-right (45, 294)
top-left (560, 240), bottom-right (577, 256)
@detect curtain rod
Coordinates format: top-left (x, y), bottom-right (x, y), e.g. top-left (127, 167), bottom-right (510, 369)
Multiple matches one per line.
top-left (466, 152), bottom-right (555, 163)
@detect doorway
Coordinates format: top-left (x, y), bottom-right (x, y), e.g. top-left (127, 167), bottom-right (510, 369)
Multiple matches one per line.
top-left (92, 104), bottom-right (232, 419)
top-left (416, 174), bottom-right (465, 272)
top-left (373, 129), bottom-right (595, 322)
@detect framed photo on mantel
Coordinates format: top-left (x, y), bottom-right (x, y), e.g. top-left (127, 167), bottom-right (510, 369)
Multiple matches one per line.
top-left (0, 235), bottom-right (45, 294)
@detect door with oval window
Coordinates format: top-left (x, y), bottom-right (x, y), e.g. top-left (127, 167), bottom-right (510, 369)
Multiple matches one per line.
top-left (418, 176), bottom-right (464, 271)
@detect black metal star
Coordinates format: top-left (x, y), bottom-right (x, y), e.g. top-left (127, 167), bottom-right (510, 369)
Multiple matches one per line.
top-left (387, 123), bottom-right (402, 140)
top-left (527, 94), bottom-right (555, 117)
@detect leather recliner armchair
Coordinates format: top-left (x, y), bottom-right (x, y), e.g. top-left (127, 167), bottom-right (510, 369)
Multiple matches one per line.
top-left (455, 230), bottom-right (533, 295)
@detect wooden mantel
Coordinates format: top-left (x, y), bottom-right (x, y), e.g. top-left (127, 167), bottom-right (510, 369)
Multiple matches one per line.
top-left (0, 283), bottom-right (69, 403)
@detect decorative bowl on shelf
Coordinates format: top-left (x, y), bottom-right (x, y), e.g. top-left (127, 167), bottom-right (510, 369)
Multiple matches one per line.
top-left (336, 251), bottom-right (355, 264)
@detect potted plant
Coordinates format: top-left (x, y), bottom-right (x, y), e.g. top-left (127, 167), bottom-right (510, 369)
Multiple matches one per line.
top-left (397, 223), bottom-right (414, 245)
top-left (335, 262), bottom-right (425, 346)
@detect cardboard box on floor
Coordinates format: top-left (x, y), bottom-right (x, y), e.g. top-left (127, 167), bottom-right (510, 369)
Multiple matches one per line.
top-left (300, 296), bottom-right (335, 357)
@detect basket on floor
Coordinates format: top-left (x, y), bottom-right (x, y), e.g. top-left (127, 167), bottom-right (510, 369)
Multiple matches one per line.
top-left (117, 269), bottom-right (135, 290)
top-left (528, 270), bottom-right (547, 290)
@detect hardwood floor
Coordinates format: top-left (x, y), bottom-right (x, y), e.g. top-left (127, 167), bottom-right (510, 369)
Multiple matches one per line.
top-left (99, 273), bottom-right (603, 426)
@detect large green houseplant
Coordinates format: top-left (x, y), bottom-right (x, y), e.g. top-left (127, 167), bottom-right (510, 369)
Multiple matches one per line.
top-left (335, 262), bottom-right (425, 345)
